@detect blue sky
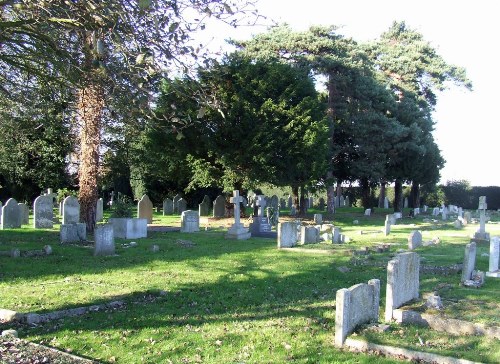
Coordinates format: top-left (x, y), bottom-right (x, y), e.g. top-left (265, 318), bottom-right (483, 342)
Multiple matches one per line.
top-left (196, 0), bottom-right (498, 186)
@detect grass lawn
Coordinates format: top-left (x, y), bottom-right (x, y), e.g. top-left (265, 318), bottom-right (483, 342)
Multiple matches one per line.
top-left (0, 207), bottom-right (498, 363)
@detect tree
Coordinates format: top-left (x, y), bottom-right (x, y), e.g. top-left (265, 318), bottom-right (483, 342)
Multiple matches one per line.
top-left (1, 0), bottom-right (257, 231)
top-left (149, 54), bottom-right (329, 214)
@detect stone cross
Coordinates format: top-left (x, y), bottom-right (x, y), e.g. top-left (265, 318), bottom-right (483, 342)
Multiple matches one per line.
top-left (230, 190), bottom-right (245, 225)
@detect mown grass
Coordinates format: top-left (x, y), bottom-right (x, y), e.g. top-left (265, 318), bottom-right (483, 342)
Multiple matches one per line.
top-left (0, 207), bottom-right (498, 363)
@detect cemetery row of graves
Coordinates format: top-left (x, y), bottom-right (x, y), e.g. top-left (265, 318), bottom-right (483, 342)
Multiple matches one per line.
top-left (0, 190), bottom-right (499, 363)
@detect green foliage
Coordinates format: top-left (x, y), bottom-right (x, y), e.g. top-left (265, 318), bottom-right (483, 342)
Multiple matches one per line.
top-left (56, 188), bottom-right (78, 203)
top-left (442, 179), bottom-right (472, 207)
top-left (109, 195), bottom-right (134, 218)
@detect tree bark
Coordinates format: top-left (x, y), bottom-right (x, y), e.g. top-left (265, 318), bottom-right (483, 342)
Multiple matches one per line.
top-left (291, 184), bottom-right (299, 212)
top-left (326, 171), bottom-right (335, 213)
top-left (378, 182), bottom-right (386, 208)
top-left (360, 177), bottom-right (371, 210)
top-left (410, 181), bottom-right (420, 208)
top-left (393, 178), bottom-right (403, 212)
top-left (299, 185), bottom-right (306, 216)
top-left (78, 79), bottom-right (104, 233)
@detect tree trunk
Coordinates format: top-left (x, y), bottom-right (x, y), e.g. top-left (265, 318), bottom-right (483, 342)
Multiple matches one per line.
top-left (393, 178), bottom-right (403, 212)
top-left (336, 181), bottom-right (342, 207)
top-left (378, 182), bottom-right (386, 208)
top-left (291, 184), bottom-right (299, 211)
top-left (78, 79), bottom-right (104, 233)
top-left (326, 171), bottom-right (335, 213)
top-left (360, 177), bottom-right (371, 210)
top-left (299, 185), bottom-right (306, 216)
top-left (410, 181), bottom-right (420, 208)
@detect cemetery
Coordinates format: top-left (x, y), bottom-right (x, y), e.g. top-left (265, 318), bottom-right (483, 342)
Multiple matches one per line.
top-left (0, 2), bottom-right (498, 363)
top-left (0, 194), bottom-right (499, 363)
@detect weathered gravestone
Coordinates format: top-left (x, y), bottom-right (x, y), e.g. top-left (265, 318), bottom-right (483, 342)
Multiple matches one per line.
top-left (137, 195), bottom-right (153, 223)
top-left (300, 226), bottom-right (319, 245)
top-left (441, 206), bottom-right (448, 221)
top-left (332, 227), bottom-right (341, 244)
top-left (364, 209), bottom-right (371, 216)
top-left (181, 210), bottom-right (200, 233)
top-left (225, 190), bottom-right (251, 240)
top-left (249, 195), bottom-right (273, 236)
top-left (163, 198), bottom-right (173, 215)
top-left (177, 198), bottom-right (187, 215)
top-left (62, 196), bottom-right (80, 225)
top-left (461, 241), bottom-right (477, 283)
top-left (96, 198), bottom-right (104, 222)
top-left (18, 203), bottom-right (29, 225)
top-left (313, 214), bottom-right (322, 225)
top-left (93, 224), bottom-right (115, 256)
top-left (339, 195), bottom-right (345, 207)
top-left (172, 194), bottom-right (181, 214)
top-left (413, 207), bottom-right (420, 216)
top-left (486, 237), bottom-right (500, 278)
top-left (198, 195), bottom-right (211, 216)
top-left (277, 222), bottom-right (298, 248)
top-left (1, 198), bottom-right (21, 229)
top-left (33, 195), bottom-right (54, 228)
top-left (335, 279), bottom-right (380, 347)
top-left (60, 223), bottom-right (86, 243)
top-left (211, 195), bottom-right (224, 218)
top-left (287, 196), bottom-right (292, 209)
top-left (344, 196), bottom-right (350, 208)
top-left (384, 215), bottom-right (391, 236)
top-left (385, 252), bottom-right (420, 321)
top-left (408, 230), bottom-right (422, 250)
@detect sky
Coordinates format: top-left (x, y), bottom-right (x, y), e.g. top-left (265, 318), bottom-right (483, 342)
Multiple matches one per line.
top-left (196, 0), bottom-right (498, 186)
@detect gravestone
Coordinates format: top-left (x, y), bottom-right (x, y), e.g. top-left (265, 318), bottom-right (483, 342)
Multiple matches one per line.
top-left (199, 195), bottom-right (211, 216)
top-left (318, 198), bottom-right (325, 211)
top-left (213, 195), bottom-right (226, 218)
top-left (60, 223), bottom-right (86, 243)
top-left (486, 237), bottom-right (500, 278)
top-left (181, 210), bottom-right (200, 233)
top-left (345, 196), bottom-right (350, 207)
top-left (339, 195), bottom-right (345, 207)
top-left (432, 207), bottom-right (440, 216)
top-left (1, 198), bottom-right (21, 229)
top-left (33, 195), bottom-right (54, 228)
top-left (225, 190), bottom-right (251, 240)
top-left (461, 241), bottom-right (477, 283)
top-left (177, 198), bottom-right (187, 215)
top-left (287, 196), bottom-right (292, 209)
top-left (163, 198), bottom-right (173, 215)
top-left (332, 227), bottom-right (341, 244)
top-left (408, 230), bottom-right (422, 250)
top-left (313, 214), bottom-right (322, 225)
top-left (93, 224), bottom-right (115, 256)
top-left (384, 197), bottom-right (389, 209)
top-left (423, 205), bottom-right (428, 213)
top-left (384, 215), bottom-right (391, 236)
top-left (137, 195), bottom-right (153, 223)
top-left (393, 212), bottom-right (402, 219)
top-left (96, 198), bottom-right (104, 222)
top-left (18, 203), bottom-right (29, 225)
top-left (249, 195), bottom-right (272, 235)
top-left (441, 206), bottom-right (448, 221)
top-left (464, 211), bottom-right (471, 224)
top-left (385, 252), bottom-right (420, 321)
top-left (173, 194), bottom-right (181, 214)
top-left (62, 196), bottom-right (80, 224)
top-left (364, 209), bottom-right (371, 216)
top-left (277, 222), bottom-right (298, 248)
top-left (109, 218), bottom-right (147, 239)
top-left (413, 207), bottom-right (420, 216)
top-left (335, 279), bottom-right (380, 347)
top-left (300, 226), bottom-right (319, 245)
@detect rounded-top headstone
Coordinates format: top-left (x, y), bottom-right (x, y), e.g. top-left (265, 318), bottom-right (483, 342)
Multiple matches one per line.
top-left (62, 196), bottom-right (80, 225)
top-left (1, 198), bottom-right (22, 229)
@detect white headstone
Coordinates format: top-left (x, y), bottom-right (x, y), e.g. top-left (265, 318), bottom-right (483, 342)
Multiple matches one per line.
top-left (486, 237), bottom-right (500, 278)
top-left (408, 230), bottom-right (422, 250)
top-left (364, 208), bottom-right (371, 216)
top-left (277, 222), bottom-right (298, 248)
top-left (300, 226), bottom-right (319, 245)
top-left (62, 196), bottom-right (80, 225)
top-left (181, 210), bottom-right (200, 233)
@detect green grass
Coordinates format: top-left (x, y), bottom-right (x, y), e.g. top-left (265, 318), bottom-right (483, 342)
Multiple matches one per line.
top-left (0, 208), bottom-right (499, 363)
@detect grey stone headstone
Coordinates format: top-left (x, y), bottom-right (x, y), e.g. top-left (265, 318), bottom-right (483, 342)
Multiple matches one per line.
top-left (408, 230), bottom-right (422, 250)
top-left (60, 223), bottom-right (87, 243)
top-left (199, 195), bottom-right (211, 216)
top-left (384, 197), bottom-right (389, 209)
top-left (339, 195), bottom-right (345, 207)
top-left (1, 198), bottom-right (21, 229)
top-left (94, 224), bottom-right (115, 256)
top-left (96, 198), bottom-right (104, 222)
top-left (277, 222), bottom-right (298, 248)
top-left (313, 214), bottom-right (322, 225)
top-left (364, 208), bottom-right (371, 216)
top-left (173, 194), bottom-right (181, 214)
top-left (137, 195), bottom-right (153, 223)
top-left (300, 226), bottom-right (319, 245)
top-left (34, 195), bottom-right (54, 228)
top-left (332, 227), bottom-right (341, 244)
top-left (163, 198), bottom-right (173, 215)
top-left (344, 196), bottom-right (350, 207)
top-left (177, 198), bottom-right (187, 215)
top-left (62, 196), bottom-right (80, 225)
top-left (461, 241), bottom-right (477, 283)
top-left (487, 237), bottom-right (500, 277)
top-left (181, 210), bottom-right (200, 233)
top-left (18, 203), bottom-right (29, 225)
top-left (384, 215), bottom-right (391, 236)
top-left (335, 279), bottom-right (380, 347)
top-left (213, 195), bottom-right (226, 218)
top-left (385, 252), bottom-right (420, 321)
